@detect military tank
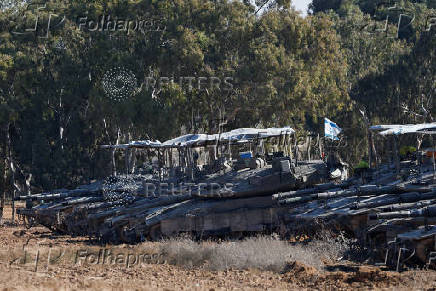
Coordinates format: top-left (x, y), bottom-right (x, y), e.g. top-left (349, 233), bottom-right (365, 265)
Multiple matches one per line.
top-left (17, 127), bottom-right (341, 242)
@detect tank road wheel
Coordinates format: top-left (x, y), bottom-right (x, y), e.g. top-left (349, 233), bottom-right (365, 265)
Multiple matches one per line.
top-left (415, 237), bottom-right (436, 265)
top-left (118, 227), bottom-right (129, 243)
top-left (24, 216), bottom-right (36, 229)
top-left (119, 227), bottom-right (138, 244)
top-left (149, 224), bottom-right (163, 241)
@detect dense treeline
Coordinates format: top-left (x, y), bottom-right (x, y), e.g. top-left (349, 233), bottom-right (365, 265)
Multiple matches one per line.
top-left (0, 0), bottom-right (434, 195)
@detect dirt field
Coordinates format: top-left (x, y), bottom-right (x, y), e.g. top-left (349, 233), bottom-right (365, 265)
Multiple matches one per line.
top-left (1, 206), bottom-right (436, 291)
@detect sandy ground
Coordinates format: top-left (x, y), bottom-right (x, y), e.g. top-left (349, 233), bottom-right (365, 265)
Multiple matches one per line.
top-left (1, 205), bottom-right (436, 291)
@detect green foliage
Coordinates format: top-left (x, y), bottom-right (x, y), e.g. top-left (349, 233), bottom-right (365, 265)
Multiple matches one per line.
top-left (400, 146), bottom-right (417, 157)
top-left (0, 0), bottom-right (434, 192)
top-left (355, 160), bottom-right (369, 169)
top-left (309, 0), bottom-right (343, 14)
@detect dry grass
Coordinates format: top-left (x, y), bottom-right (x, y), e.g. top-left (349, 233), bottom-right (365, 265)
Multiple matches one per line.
top-left (159, 233), bottom-right (351, 272)
top-left (0, 232), bottom-right (352, 273)
top-left (0, 220), bottom-right (435, 290)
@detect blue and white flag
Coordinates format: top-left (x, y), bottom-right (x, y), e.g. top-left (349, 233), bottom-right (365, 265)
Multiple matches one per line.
top-left (325, 118), bottom-right (342, 140)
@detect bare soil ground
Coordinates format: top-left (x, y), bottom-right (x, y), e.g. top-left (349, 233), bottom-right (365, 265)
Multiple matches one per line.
top-left (1, 205), bottom-right (435, 290)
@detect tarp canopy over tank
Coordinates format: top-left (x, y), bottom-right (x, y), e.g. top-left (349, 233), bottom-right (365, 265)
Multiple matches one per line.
top-left (370, 123), bottom-right (436, 136)
top-left (101, 127), bottom-right (295, 149)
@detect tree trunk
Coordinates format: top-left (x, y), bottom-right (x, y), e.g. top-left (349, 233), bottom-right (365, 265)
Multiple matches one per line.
top-left (125, 148), bottom-right (131, 175)
top-left (393, 136), bottom-right (400, 177)
top-left (0, 163), bottom-right (4, 222)
top-left (131, 148), bottom-right (137, 174)
top-left (7, 125), bottom-right (15, 223)
top-left (432, 135), bottom-right (436, 183)
top-left (294, 136), bottom-right (298, 166)
top-left (369, 131), bottom-right (378, 168)
top-left (0, 124), bottom-right (8, 222)
top-left (367, 129), bottom-right (372, 168)
top-left (111, 128), bottom-right (121, 176)
top-left (307, 136), bottom-right (312, 161)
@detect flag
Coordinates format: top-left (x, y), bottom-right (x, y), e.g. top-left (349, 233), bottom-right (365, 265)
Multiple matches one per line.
top-left (325, 118), bottom-right (341, 140)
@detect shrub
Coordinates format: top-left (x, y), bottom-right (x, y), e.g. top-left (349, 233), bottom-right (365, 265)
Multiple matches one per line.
top-left (158, 234), bottom-right (351, 272)
top-left (355, 160), bottom-right (369, 169)
top-left (400, 146), bottom-right (416, 157)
